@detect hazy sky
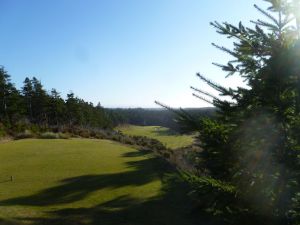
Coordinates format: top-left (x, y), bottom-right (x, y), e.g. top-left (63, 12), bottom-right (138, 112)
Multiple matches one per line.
top-left (0, 0), bottom-right (267, 108)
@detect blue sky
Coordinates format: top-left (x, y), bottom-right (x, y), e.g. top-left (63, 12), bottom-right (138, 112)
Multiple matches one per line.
top-left (0, 0), bottom-right (266, 108)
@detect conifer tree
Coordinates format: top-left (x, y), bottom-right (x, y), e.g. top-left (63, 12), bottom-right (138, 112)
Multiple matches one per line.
top-left (158, 0), bottom-right (300, 224)
top-left (66, 92), bottom-right (81, 126)
top-left (22, 77), bottom-right (34, 121)
top-left (0, 67), bottom-right (11, 122)
top-left (0, 67), bottom-right (23, 125)
top-left (31, 77), bottom-right (50, 125)
top-left (0, 69), bottom-right (119, 135)
top-left (49, 88), bottom-right (66, 126)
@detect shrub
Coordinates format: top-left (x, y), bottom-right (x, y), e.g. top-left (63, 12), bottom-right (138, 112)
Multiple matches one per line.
top-left (38, 132), bottom-right (71, 139)
top-left (15, 130), bottom-right (34, 139)
top-left (58, 132), bottom-right (71, 139)
top-left (39, 132), bottom-right (59, 139)
top-left (89, 130), bottom-right (97, 138)
top-left (162, 151), bottom-right (171, 159)
top-left (30, 124), bottom-right (41, 134)
top-left (12, 120), bottom-right (30, 133)
top-left (78, 130), bottom-right (90, 138)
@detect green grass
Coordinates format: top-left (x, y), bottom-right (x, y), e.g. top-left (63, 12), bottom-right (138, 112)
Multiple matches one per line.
top-left (0, 139), bottom-right (200, 225)
top-left (117, 125), bottom-right (194, 149)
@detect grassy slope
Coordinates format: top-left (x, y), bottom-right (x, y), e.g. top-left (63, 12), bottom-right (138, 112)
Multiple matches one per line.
top-left (117, 125), bottom-right (194, 149)
top-left (0, 139), bottom-right (200, 225)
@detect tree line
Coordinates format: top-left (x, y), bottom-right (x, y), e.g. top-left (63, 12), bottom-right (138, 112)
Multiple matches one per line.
top-left (0, 69), bottom-right (212, 136)
top-left (0, 68), bottom-right (116, 134)
top-left (110, 107), bottom-right (215, 132)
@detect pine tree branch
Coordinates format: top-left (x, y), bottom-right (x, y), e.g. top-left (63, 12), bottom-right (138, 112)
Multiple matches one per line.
top-left (212, 43), bottom-right (240, 58)
top-left (192, 93), bottom-right (214, 105)
top-left (154, 101), bottom-right (179, 115)
top-left (196, 73), bottom-right (233, 96)
top-left (191, 86), bottom-right (219, 100)
top-left (254, 4), bottom-right (280, 26)
top-left (251, 19), bottom-right (279, 31)
top-left (212, 62), bottom-right (238, 77)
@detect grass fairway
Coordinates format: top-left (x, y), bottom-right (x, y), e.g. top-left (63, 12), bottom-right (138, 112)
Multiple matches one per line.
top-left (117, 125), bottom-right (194, 149)
top-left (0, 139), bottom-right (199, 225)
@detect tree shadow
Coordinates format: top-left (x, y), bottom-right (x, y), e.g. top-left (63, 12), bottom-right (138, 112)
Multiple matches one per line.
top-left (0, 156), bottom-right (167, 206)
top-left (121, 149), bottom-right (152, 158)
top-left (0, 150), bottom-right (212, 225)
top-left (0, 218), bottom-right (20, 225)
top-left (12, 175), bottom-right (208, 225)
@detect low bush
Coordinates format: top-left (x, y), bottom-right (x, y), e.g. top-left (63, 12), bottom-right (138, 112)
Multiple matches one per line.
top-left (15, 130), bottom-right (35, 140)
top-left (123, 136), bottom-right (135, 145)
top-left (162, 151), bottom-right (171, 159)
top-left (58, 133), bottom-right (71, 139)
top-left (78, 130), bottom-right (91, 138)
top-left (39, 132), bottom-right (59, 139)
top-left (12, 125), bottom-right (168, 157)
top-left (39, 132), bottom-right (71, 139)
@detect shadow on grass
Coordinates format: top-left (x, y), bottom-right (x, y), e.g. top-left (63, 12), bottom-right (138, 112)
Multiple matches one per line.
top-left (0, 150), bottom-right (210, 225)
top-left (13, 175), bottom-right (207, 225)
top-left (0, 157), bottom-right (166, 206)
top-left (121, 149), bottom-right (152, 158)
top-left (0, 218), bottom-right (19, 225)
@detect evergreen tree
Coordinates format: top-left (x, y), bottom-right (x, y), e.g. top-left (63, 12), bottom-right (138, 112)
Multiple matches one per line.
top-left (0, 69), bottom-right (120, 136)
top-left (48, 88), bottom-right (66, 126)
top-left (0, 67), bottom-right (23, 125)
top-left (162, 1), bottom-right (300, 224)
top-left (22, 77), bottom-right (34, 121)
top-left (66, 92), bottom-right (78, 126)
top-left (0, 67), bottom-right (12, 123)
top-left (31, 77), bottom-right (49, 125)
top-left (5, 85), bottom-right (24, 126)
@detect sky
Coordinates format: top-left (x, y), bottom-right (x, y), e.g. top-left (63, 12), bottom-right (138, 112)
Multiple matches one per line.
top-left (0, 0), bottom-right (267, 108)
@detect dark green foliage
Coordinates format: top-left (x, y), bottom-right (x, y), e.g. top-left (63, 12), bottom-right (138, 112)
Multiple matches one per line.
top-left (183, 174), bottom-right (238, 215)
top-left (0, 68), bottom-right (24, 126)
top-left (1, 91), bottom-right (168, 149)
top-left (0, 70), bottom-right (118, 135)
top-left (159, 1), bottom-right (300, 224)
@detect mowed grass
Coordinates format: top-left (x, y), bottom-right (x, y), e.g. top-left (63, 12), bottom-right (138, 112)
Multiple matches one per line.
top-left (0, 139), bottom-right (199, 225)
top-left (117, 125), bottom-right (194, 149)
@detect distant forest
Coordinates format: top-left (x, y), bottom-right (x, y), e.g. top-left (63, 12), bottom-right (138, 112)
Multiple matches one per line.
top-left (0, 67), bottom-right (116, 132)
top-left (0, 67), bottom-right (213, 135)
top-left (110, 108), bottom-right (215, 131)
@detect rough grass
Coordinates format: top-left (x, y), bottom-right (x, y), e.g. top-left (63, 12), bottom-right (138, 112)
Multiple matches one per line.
top-left (0, 139), bottom-right (201, 225)
top-left (117, 125), bottom-right (194, 149)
